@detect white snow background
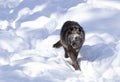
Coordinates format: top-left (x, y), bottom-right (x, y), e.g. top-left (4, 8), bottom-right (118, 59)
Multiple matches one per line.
top-left (0, 0), bottom-right (120, 82)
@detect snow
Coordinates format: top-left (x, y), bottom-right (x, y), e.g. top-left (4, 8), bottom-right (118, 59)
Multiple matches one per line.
top-left (0, 0), bottom-right (120, 82)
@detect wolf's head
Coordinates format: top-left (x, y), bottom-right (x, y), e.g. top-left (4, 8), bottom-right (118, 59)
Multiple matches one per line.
top-left (67, 26), bottom-right (84, 49)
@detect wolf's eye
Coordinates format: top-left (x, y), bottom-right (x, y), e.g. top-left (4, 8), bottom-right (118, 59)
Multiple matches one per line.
top-left (77, 31), bottom-right (80, 34)
top-left (67, 30), bottom-right (71, 34)
top-left (75, 37), bottom-right (80, 40)
top-left (70, 28), bottom-right (73, 31)
top-left (75, 37), bottom-right (78, 40)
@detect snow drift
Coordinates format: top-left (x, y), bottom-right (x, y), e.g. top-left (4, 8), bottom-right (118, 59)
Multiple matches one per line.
top-left (0, 0), bottom-right (120, 82)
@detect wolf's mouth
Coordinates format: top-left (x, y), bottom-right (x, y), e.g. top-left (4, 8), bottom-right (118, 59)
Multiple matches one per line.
top-left (72, 43), bottom-right (78, 49)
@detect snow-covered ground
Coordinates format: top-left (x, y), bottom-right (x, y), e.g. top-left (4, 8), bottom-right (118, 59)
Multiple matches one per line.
top-left (0, 0), bottom-right (120, 82)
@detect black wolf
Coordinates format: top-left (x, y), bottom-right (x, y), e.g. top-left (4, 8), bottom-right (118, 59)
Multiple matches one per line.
top-left (53, 21), bottom-right (85, 70)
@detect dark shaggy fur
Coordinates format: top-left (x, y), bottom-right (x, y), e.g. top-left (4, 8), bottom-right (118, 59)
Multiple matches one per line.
top-left (53, 21), bottom-right (85, 70)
